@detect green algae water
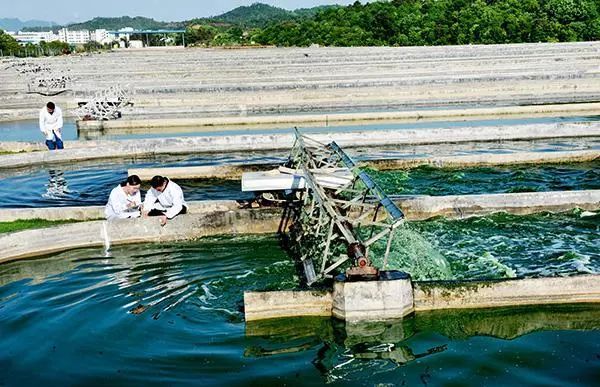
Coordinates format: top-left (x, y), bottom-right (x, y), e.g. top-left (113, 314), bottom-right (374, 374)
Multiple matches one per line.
top-left (369, 210), bottom-right (599, 281)
top-left (365, 224), bottom-right (454, 281)
top-left (369, 161), bottom-right (600, 196)
top-left (0, 235), bottom-right (599, 385)
top-left (412, 210), bottom-right (600, 280)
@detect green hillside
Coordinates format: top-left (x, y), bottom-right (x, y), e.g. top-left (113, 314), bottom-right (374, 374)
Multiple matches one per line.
top-left (66, 16), bottom-right (184, 31)
top-left (202, 3), bottom-right (338, 27)
top-left (257, 0), bottom-right (600, 46)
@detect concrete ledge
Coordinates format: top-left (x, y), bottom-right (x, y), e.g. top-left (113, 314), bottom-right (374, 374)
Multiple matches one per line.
top-left (244, 291), bottom-right (333, 322)
top-left (0, 207), bottom-right (282, 264)
top-left (1, 121), bottom-right (599, 169)
top-left (399, 189), bottom-right (600, 220)
top-left (0, 200), bottom-right (241, 222)
top-left (371, 150), bottom-right (600, 170)
top-left (413, 275), bottom-right (600, 310)
top-left (1, 190), bottom-right (598, 223)
top-left (243, 275), bottom-right (600, 322)
top-left (129, 164), bottom-right (273, 181)
top-left (332, 277), bottom-right (414, 322)
top-left (127, 150), bottom-right (600, 180)
top-left (0, 144), bottom-right (45, 153)
top-left (75, 102), bottom-right (600, 131)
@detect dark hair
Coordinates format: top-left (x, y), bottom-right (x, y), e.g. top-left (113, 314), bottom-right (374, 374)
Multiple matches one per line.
top-left (121, 174), bottom-right (142, 187)
top-left (46, 101), bottom-right (55, 110)
top-left (150, 175), bottom-right (166, 188)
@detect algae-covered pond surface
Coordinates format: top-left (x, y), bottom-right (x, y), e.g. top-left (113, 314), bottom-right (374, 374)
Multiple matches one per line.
top-left (0, 236), bottom-right (599, 385)
top-left (404, 210), bottom-right (600, 280)
top-left (371, 161), bottom-right (600, 196)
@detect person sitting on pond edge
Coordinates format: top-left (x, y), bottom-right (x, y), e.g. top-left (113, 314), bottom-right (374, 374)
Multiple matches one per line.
top-left (105, 175), bottom-right (143, 220)
top-left (143, 175), bottom-right (187, 226)
top-left (39, 101), bottom-right (64, 150)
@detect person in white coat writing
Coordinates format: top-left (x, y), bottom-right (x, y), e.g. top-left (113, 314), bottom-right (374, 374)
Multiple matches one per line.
top-left (39, 101), bottom-right (64, 150)
top-left (143, 175), bottom-right (188, 226)
top-left (105, 175), bottom-right (143, 220)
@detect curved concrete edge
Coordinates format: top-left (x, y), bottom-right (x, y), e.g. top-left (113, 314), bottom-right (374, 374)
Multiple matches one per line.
top-left (129, 164), bottom-right (274, 181)
top-left (127, 150), bottom-right (600, 180)
top-left (244, 291), bottom-right (333, 322)
top-left (0, 207), bottom-right (282, 264)
top-left (0, 144), bottom-right (44, 153)
top-left (0, 206), bottom-right (105, 222)
top-left (1, 121), bottom-right (599, 169)
top-left (398, 189), bottom-right (600, 220)
top-left (370, 150), bottom-right (600, 170)
top-left (75, 102), bottom-right (600, 131)
top-left (0, 200), bottom-right (242, 222)
top-left (243, 275), bottom-right (600, 322)
top-left (413, 275), bottom-right (600, 311)
top-left (1, 190), bottom-right (598, 223)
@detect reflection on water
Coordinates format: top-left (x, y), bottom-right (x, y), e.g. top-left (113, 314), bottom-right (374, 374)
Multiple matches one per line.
top-left (246, 304), bottom-right (600, 383)
top-left (0, 237), bottom-right (598, 385)
top-left (42, 169), bottom-right (73, 200)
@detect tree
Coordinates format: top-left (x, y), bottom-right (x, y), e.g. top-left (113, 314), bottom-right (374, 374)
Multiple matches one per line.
top-left (0, 29), bottom-right (20, 55)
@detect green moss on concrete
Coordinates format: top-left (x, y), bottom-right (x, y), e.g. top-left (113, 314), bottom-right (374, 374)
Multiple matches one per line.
top-left (0, 219), bottom-right (82, 234)
top-left (415, 279), bottom-right (500, 298)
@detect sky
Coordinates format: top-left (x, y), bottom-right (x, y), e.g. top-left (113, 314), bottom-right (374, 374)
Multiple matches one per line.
top-left (6, 0), bottom-right (359, 24)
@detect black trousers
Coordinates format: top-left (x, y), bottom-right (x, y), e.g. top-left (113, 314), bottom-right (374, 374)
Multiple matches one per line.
top-left (147, 206), bottom-right (187, 217)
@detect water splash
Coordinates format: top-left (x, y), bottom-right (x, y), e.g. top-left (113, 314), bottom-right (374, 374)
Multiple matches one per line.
top-left (101, 221), bottom-right (111, 257)
top-left (467, 251), bottom-right (517, 278)
top-left (365, 224), bottom-right (453, 281)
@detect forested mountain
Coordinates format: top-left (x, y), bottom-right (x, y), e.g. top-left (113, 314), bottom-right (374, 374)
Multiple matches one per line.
top-left (17, 3), bottom-right (331, 31)
top-left (0, 18), bottom-right (57, 31)
top-left (200, 3), bottom-right (338, 27)
top-left (65, 16), bottom-right (184, 31)
top-left (7, 1), bottom-right (600, 49)
top-left (256, 0), bottom-right (600, 46)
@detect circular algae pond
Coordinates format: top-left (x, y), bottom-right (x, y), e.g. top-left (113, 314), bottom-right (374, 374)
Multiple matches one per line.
top-left (1, 231), bottom-right (599, 385)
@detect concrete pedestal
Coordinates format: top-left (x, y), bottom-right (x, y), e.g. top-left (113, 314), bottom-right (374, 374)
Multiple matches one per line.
top-left (332, 272), bottom-right (414, 322)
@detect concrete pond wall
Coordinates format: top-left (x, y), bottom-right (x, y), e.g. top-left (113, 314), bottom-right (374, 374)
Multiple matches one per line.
top-left (126, 150), bottom-right (600, 181)
top-left (75, 102), bottom-right (600, 133)
top-left (0, 122), bottom-right (599, 169)
top-left (243, 275), bottom-right (600, 322)
top-left (1, 190), bottom-right (598, 224)
top-left (3, 43), bottom-right (600, 121)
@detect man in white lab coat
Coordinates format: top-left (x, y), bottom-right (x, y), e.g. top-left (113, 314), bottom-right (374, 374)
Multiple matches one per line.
top-left (143, 175), bottom-right (188, 226)
top-left (39, 101), bottom-right (64, 150)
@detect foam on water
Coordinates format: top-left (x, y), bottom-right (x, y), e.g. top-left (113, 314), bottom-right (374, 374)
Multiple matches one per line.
top-left (412, 210), bottom-right (600, 279)
top-left (366, 224), bottom-right (453, 280)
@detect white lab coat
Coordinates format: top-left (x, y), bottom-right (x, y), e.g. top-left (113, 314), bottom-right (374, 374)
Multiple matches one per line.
top-left (105, 185), bottom-right (142, 220)
top-left (39, 106), bottom-right (64, 141)
top-left (143, 179), bottom-right (187, 219)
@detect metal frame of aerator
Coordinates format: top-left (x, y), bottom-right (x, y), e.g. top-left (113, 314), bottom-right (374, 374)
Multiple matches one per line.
top-left (285, 128), bottom-right (405, 285)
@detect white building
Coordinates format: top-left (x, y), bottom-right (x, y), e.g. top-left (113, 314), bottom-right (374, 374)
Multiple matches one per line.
top-left (58, 28), bottom-right (90, 44)
top-left (9, 31), bottom-right (60, 44)
top-left (90, 29), bottom-right (113, 44)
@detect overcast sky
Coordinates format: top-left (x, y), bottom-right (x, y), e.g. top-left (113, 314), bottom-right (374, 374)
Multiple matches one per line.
top-left (7, 0), bottom-right (359, 24)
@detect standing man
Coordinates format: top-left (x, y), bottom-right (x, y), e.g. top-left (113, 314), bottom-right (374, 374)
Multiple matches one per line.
top-left (39, 101), bottom-right (64, 150)
top-left (143, 175), bottom-right (187, 226)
